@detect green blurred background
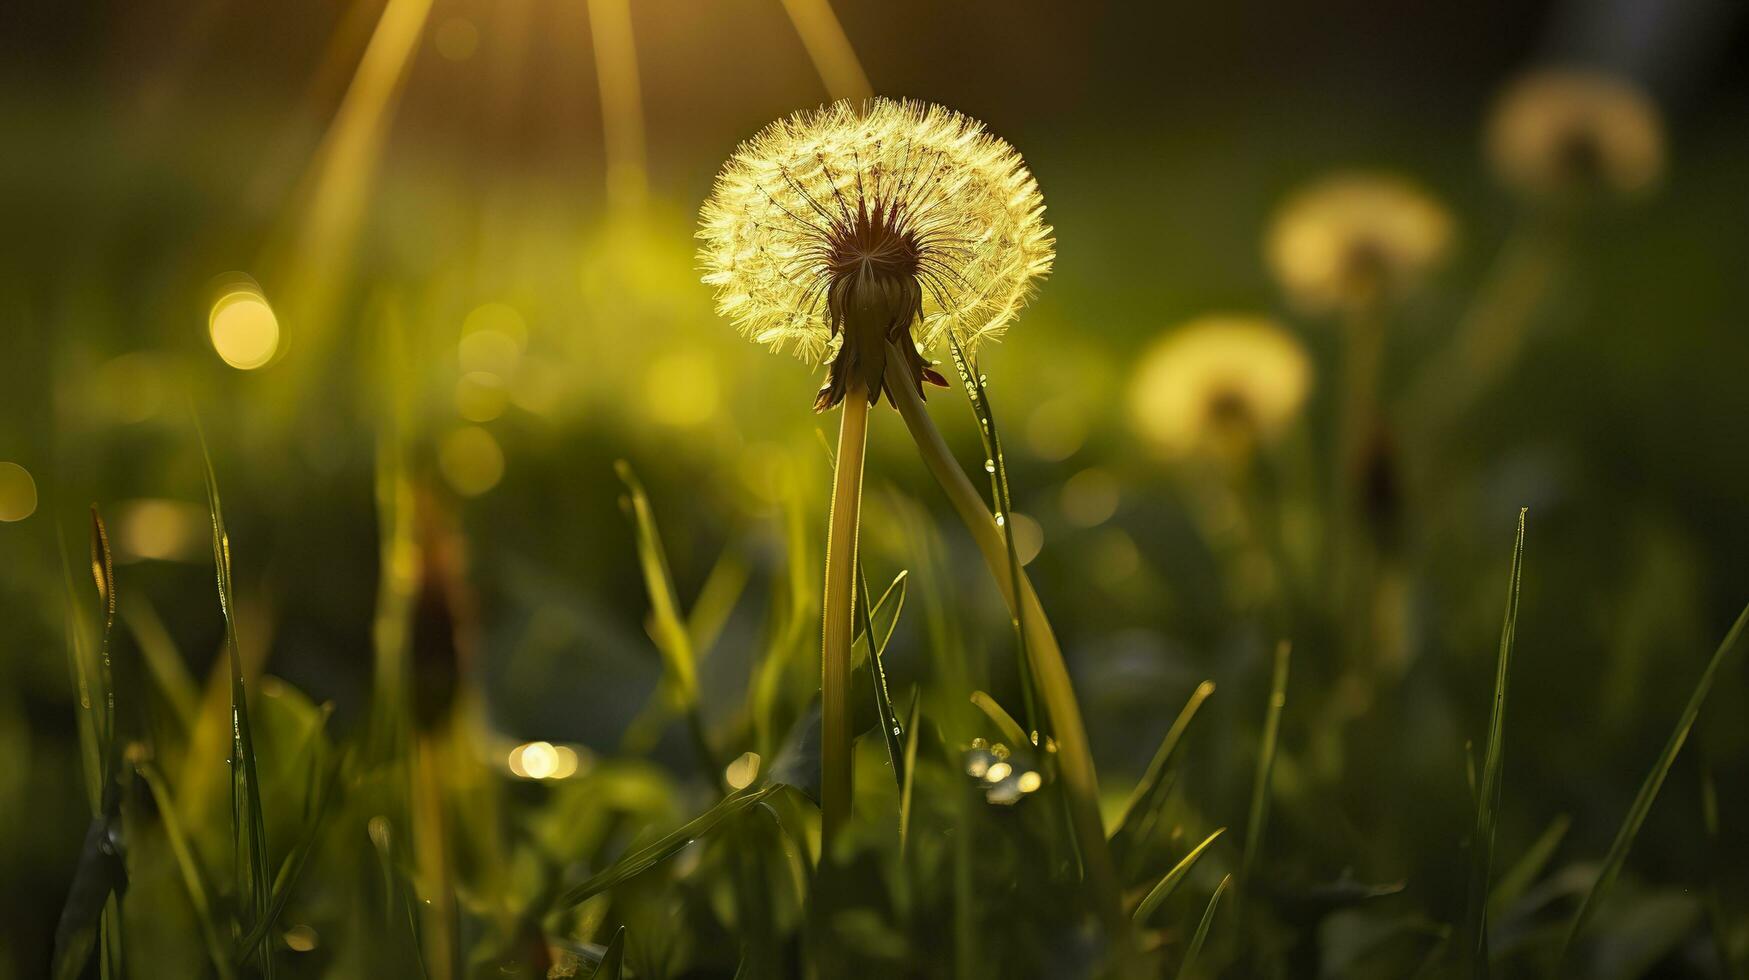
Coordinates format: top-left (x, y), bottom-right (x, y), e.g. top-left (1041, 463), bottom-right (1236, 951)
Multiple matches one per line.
top-left (3, 0), bottom-right (1748, 975)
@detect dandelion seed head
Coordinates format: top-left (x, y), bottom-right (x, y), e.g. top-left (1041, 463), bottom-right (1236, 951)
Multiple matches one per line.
top-left (698, 98), bottom-right (1052, 408)
top-left (1487, 68), bottom-right (1664, 201)
top-left (1265, 172), bottom-right (1452, 313)
top-left (1128, 315), bottom-right (1312, 459)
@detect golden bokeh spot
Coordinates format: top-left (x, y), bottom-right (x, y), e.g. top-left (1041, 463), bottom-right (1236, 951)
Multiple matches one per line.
top-left (283, 925), bottom-right (319, 953)
top-left (725, 751), bottom-right (762, 790)
top-left (1016, 771), bottom-right (1043, 793)
top-left (1129, 315), bottom-right (1312, 459)
top-left (508, 741), bottom-right (578, 780)
top-left (439, 426), bottom-right (504, 497)
top-left (1265, 173), bottom-right (1452, 313)
top-left (115, 498), bottom-right (203, 561)
top-left (455, 371), bottom-right (509, 422)
top-left (0, 462), bottom-right (38, 522)
top-left (462, 302), bottom-right (528, 346)
top-left (209, 289), bottom-right (281, 370)
top-left (643, 349), bottom-right (720, 428)
top-left (1061, 468), bottom-right (1119, 527)
top-left (1487, 68), bottom-right (1664, 201)
top-left (985, 761), bottom-right (1013, 783)
top-left (434, 18), bottom-right (479, 61)
top-left (459, 302), bottom-right (527, 376)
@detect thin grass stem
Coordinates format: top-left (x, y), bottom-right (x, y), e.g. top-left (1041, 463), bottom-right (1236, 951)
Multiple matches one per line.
top-left (1462, 508), bottom-right (1527, 975)
top-left (1560, 598), bottom-right (1749, 966)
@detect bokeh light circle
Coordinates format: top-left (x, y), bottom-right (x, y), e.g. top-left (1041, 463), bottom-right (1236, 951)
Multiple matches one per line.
top-left (0, 462), bottom-right (38, 522)
top-left (209, 288), bottom-right (281, 370)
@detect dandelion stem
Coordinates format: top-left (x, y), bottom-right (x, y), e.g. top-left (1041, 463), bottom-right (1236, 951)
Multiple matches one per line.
top-left (883, 343), bottom-right (1126, 943)
top-left (821, 380), bottom-right (870, 847)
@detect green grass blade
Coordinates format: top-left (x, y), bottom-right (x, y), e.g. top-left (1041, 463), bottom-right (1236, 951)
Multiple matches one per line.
top-left (588, 926), bottom-right (627, 979)
top-left (138, 763), bottom-right (234, 980)
top-left (195, 420), bottom-right (275, 978)
top-left (1701, 764), bottom-right (1743, 980)
top-left (1111, 680), bottom-right (1215, 858)
top-left (1464, 509), bottom-right (1527, 974)
top-left (59, 535), bottom-right (103, 813)
top-left (234, 749), bottom-right (343, 961)
top-left (617, 460), bottom-right (721, 789)
top-left (1561, 598), bottom-right (1749, 963)
top-left (121, 596), bottom-right (200, 733)
top-left (968, 690), bottom-right (1030, 750)
top-left (1486, 813), bottom-right (1568, 920)
top-left (857, 567), bottom-right (909, 788)
top-left (1175, 874), bottom-right (1232, 980)
top-left (556, 785), bottom-right (780, 908)
top-left (616, 460), bottom-right (700, 708)
top-left (898, 689), bottom-right (922, 858)
top-left (88, 508), bottom-right (117, 757)
top-left (1134, 828), bottom-right (1225, 924)
top-left (950, 336), bottom-right (1039, 733)
top-left (1242, 642), bottom-right (1291, 891)
top-left (686, 547), bottom-right (750, 661)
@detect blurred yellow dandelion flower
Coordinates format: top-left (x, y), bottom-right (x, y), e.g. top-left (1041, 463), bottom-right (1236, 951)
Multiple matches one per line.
top-left (1487, 68), bottom-right (1664, 201)
top-left (1128, 315), bottom-right (1312, 458)
top-left (1265, 173), bottom-right (1452, 313)
top-left (698, 98), bottom-right (1053, 410)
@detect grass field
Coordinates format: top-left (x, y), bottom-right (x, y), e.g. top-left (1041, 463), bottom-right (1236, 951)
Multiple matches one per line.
top-left (3, 2), bottom-right (1749, 978)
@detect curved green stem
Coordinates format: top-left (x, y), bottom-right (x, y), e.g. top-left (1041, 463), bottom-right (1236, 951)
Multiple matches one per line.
top-left (883, 343), bottom-right (1126, 944)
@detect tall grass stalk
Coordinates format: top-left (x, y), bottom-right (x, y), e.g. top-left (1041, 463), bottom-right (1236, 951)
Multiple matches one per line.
top-left (1461, 508), bottom-right (1526, 976)
top-left (820, 381), bottom-right (871, 845)
top-left (1560, 598), bottom-right (1749, 965)
top-left (883, 343), bottom-right (1124, 940)
top-left (197, 426), bottom-right (275, 979)
top-left (1242, 641), bottom-right (1291, 892)
top-left (616, 462), bottom-right (724, 792)
top-left (1176, 874), bottom-right (1232, 980)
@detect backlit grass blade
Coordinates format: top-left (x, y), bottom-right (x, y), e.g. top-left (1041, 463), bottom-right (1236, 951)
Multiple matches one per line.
top-left (1486, 813), bottom-right (1568, 921)
top-left (687, 547), bottom-right (751, 661)
top-left (121, 596), bottom-right (200, 733)
top-left (556, 785), bottom-right (781, 908)
top-left (235, 748), bottom-right (344, 961)
top-left (969, 690), bottom-right (1029, 749)
top-left (1463, 510), bottom-right (1526, 975)
top-left (617, 460), bottom-right (718, 788)
top-left (1560, 598), bottom-right (1749, 964)
top-left (1111, 681), bottom-right (1215, 865)
top-left (1701, 764), bottom-right (1742, 980)
top-left (1134, 828), bottom-right (1225, 925)
top-left (588, 926), bottom-right (627, 979)
top-left (1175, 874), bottom-right (1232, 980)
top-left (138, 763), bottom-right (234, 980)
top-left (1243, 642), bottom-right (1291, 890)
top-left (950, 335), bottom-right (1039, 733)
top-left (616, 460), bottom-right (701, 709)
top-left (88, 508), bottom-right (117, 757)
top-left (857, 567), bottom-right (909, 788)
top-left (196, 421), bottom-right (275, 978)
top-left (59, 535), bottom-right (103, 812)
top-left (898, 689), bottom-right (922, 857)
